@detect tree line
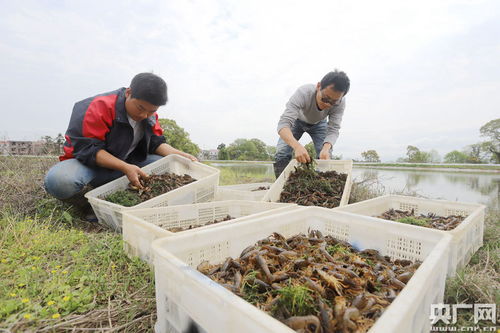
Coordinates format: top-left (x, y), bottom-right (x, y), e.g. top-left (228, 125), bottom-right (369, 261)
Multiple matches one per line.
top-left (37, 118), bottom-right (499, 163)
top-left (360, 119), bottom-right (499, 164)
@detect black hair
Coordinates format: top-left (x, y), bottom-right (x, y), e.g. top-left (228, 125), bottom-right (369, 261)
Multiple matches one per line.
top-left (320, 70), bottom-right (350, 95)
top-left (130, 72), bottom-right (168, 106)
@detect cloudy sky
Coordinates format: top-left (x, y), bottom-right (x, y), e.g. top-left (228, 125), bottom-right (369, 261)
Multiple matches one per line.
top-left (1, 0), bottom-right (498, 161)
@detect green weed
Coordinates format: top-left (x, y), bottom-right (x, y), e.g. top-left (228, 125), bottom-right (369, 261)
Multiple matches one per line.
top-left (326, 244), bottom-right (350, 255)
top-left (105, 190), bottom-right (142, 207)
top-left (396, 216), bottom-right (430, 227)
top-left (273, 282), bottom-right (316, 317)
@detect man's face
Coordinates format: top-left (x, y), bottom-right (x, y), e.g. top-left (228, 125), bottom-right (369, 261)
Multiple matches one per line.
top-left (316, 83), bottom-right (344, 110)
top-left (125, 88), bottom-right (159, 121)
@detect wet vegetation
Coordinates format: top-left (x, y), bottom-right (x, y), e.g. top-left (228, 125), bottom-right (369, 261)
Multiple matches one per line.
top-left (104, 173), bottom-right (196, 207)
top-left (198, 230), bottom-right (420, 332)
top-left (377, 208), bottom-right (465, 231)
top-left (279, 162), bottom-right (347, 208)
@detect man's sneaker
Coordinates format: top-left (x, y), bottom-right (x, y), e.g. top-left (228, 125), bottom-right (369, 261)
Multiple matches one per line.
top-left (84, 206), bottom-right (98, 223)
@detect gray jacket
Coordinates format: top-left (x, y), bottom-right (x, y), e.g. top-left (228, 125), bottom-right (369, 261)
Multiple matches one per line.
top-left (277, 84), bottom-right (345, 146)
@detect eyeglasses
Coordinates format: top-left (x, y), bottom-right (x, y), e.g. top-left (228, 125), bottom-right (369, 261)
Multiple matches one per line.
top-left (319, 90), bottom-right (340, 106)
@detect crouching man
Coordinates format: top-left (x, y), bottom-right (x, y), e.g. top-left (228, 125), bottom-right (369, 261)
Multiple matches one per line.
top-left (44, 72), bottom-right (197, 220)
top-left (274, 70), bottom-right (350, 177)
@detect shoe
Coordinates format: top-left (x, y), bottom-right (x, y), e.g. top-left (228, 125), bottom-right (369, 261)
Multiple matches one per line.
top-left (83, 205), bottom-right (98, 223)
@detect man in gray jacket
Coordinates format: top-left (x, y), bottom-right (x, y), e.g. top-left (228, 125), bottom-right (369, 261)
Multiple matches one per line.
top-left (274, 70), bottom-right (350, 177)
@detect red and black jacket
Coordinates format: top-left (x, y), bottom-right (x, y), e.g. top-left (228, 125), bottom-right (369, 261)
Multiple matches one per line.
top-left (60, 87), bottom-right (166, 167)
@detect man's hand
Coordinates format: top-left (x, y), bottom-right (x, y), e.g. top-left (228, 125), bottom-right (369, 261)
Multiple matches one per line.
top-left (123, 164), bottom-right (149, 188)
top-left (155, 143), bottom-right (198, 162)
top-left (180, 152), bottom-right (198, 162)
top-left (319, 143), bottom-right (332, 160)
top-left (293, 144), bottom-right (311, 163)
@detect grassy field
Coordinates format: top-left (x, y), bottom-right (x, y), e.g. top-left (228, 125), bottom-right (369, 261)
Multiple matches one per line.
top-left (0, 156), bottom-right (498, 332)
top-left (354, 162), bottom-right (500, 171)
top-left (204, 159), bottom-right (500, 171)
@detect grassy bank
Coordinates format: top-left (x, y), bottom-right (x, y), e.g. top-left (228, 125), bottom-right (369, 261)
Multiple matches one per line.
top-left (354, 162), bottom-right (500, 171)
top-left (0, 156), bottom-right (155, 332)
top-left (203, 159), bottom-right (500, 171)
top-left (0, 156), bottom-right (498, 331)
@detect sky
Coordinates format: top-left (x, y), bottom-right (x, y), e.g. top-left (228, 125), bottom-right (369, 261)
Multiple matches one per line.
top-left (0, 0), bottom-right (499, 161)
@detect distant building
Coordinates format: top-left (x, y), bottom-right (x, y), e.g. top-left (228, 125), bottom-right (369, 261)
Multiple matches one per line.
top-left (0, 141), bottom-right (7, 156)
top-left (8, 140), bottom-right (33, 155)
top-left (0, 140), bottom-right (63, 156)
top-left (198, 149), bottom-right (219, 160)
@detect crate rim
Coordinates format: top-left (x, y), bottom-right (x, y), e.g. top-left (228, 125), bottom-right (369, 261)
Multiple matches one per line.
top-left (122, 199), bottom-right (294, 217)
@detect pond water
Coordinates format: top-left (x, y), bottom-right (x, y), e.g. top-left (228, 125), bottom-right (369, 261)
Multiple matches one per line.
top-left (352, 168), bottom-right (499, 208)
top-left (207, 162), bottom-right (500, 208)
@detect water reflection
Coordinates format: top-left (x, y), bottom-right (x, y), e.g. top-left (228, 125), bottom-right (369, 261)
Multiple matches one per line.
top-left (352, 168), bottom-right (500, 208)
top-left (208, 162), bottom-right (275, 178)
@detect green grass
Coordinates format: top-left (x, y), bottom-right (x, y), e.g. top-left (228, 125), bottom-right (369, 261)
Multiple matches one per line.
top-left (0, 156), bottom-right (498, 332)
top-left (273, 283), bottom-right (316, 317)
top-left (396, 216), bottom-right (430, 227)
top-left (213, 166), bottom-right (275, 185)
top-left (105, 190), bottom-right (142, 207)
top-left (0, 156), bottom-right (155, 332)
top-left (354, 162), bottom-right (499, 171)
top-left (437, 208), bottom-right (500, 330)
top-left (0, 214), bottom-right (154, 329)
top-left (326, 243), bottom-right (350, 255)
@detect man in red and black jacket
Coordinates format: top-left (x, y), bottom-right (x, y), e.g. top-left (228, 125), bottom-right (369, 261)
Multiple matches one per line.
top-left (44, 73), bottom-right (197, 219)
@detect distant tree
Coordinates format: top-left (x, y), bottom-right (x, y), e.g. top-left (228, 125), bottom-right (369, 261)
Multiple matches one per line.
top-left (226, 138), bottom-right (270, 161)
top-left (361, 150), bottom-right (380, 162)
top-left (250, 138), bottom-right (269, 160)
top-left (428, 149), bottom-right (441, 163)
top-left (463, 144), bottom-right (486, 164)
top-left (481, 141), bottom-right (499, 163)
top-left (406, 145), bottom-right (420, 162)
top-left (266, 145), bottom-right (276, 159)
top-left (217, 143), bottom-right (229, 160)
top-left (55, 133), bottom-right (65, 145)
top-left (40, 134), bottom-right (64, 155)
top-left (406, 145), bottom-right (431, 163)
top-left (479, 118), bottom-right (500, 163)
top-left (159, 119), bottom-right (200, 156)
top-left (444, 150), bottom-right (469, 163)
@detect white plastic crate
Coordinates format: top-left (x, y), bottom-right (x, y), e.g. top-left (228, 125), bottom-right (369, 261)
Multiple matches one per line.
top-left (122, 200), bottom-right (296, 264)
top-left (215, 182), bottom-right (272, 201)
top-left (151, 206), bottom-right (451, 333)
top-left (84, 155), bottom-right (220, 232)
top-left (334, 195), bottom-right (486, 277)
top-left (262, 159), bottom-right (353, 207)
